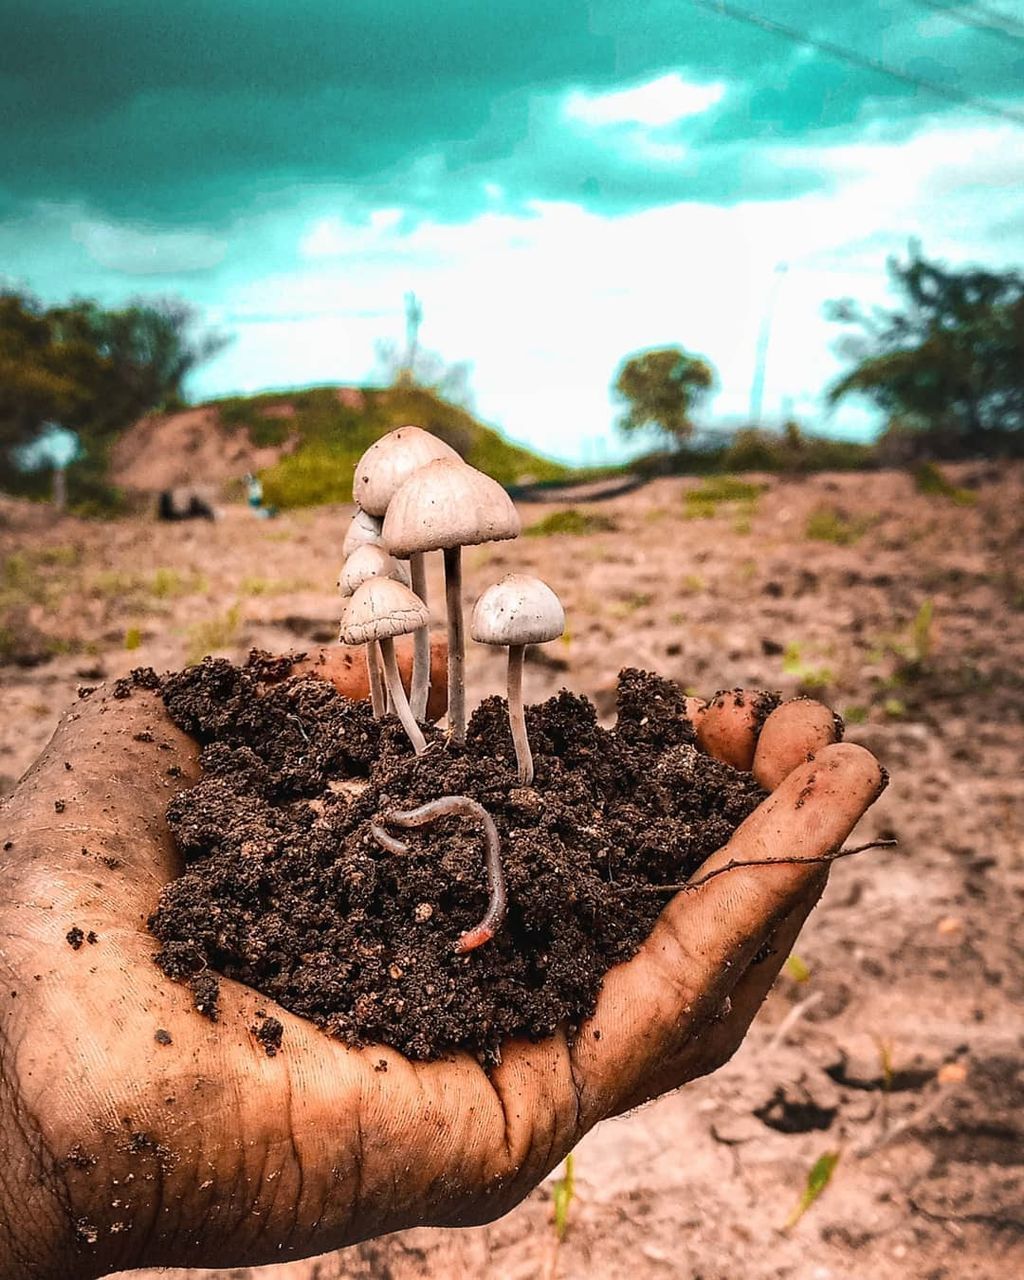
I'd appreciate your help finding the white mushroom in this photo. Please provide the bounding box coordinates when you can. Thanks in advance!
[383,458,521,743]
[471,575,564,784]
[342,509,383,559]
[337,545,410,717]
[352,427,461,721]
[341,577,430,754]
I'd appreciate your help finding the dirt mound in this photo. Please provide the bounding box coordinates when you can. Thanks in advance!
[109,407,296,494]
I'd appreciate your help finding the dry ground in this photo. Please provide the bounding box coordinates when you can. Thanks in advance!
[1,463,1022,1279]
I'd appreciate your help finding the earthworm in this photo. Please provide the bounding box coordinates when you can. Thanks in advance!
[371,795,507,953]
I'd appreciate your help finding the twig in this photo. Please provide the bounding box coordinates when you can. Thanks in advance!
[373,796,508,953]
[765,991,824,1054]
[614,839,898,895]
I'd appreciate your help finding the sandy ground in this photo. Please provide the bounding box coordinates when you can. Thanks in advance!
[1,464,1022,1279]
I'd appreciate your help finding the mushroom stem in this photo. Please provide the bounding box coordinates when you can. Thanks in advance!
[382,795,507,952]
[443,545,466,743]
[409,551,431,721]
[506,643,533,785]
[378,637,427,754]
[366,642,386,718]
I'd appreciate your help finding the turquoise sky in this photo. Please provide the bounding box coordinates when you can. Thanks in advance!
[2,1,1022,461]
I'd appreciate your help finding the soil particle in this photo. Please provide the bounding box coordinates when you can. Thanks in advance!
[252,1015,284,1056]
[191,973,220,1021]
[54,798,66,813]
[86,930,98,945]
[64,1144,98,1170]
[154,1028,172,1046]
[150,658,765,1063]
[66,926,85,950]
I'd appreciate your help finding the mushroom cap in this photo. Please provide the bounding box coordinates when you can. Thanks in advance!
[341,576,430,645]
[342,509,383,558]
[337,544,410,598]
[470,574,565,647]
[383,458,521,558]
[353,426,461,517]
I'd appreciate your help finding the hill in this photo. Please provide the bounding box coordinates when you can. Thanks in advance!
[110,385,569,509]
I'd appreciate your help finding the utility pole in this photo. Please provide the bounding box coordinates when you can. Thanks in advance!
[404,291,423,383]
[749,261,788,426]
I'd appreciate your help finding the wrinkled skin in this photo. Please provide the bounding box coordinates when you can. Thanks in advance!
[0,683,885,1280]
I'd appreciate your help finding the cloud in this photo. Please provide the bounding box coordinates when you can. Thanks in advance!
[70,218,227,275]
[565,74,726,127]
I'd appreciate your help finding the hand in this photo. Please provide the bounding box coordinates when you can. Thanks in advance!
[0,681,884,1280]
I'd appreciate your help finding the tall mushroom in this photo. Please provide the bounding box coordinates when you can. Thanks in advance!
[383,458,521,744]
[352,427,460,721]
[341,577,430,754]
[342,509,383,559]
[470,574,564,784]
[337,544,410,717]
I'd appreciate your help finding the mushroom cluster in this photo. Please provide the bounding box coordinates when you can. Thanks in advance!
[338,425,565,951]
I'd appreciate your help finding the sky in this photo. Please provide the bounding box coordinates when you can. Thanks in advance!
[2,1,1023,463]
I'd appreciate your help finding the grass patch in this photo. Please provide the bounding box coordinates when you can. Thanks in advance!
[524,508,617,537]
[805,506,875,546]
[913,462,977,506]
[186,604,243,666]
[782,642,833,693]
[684,475,764,521]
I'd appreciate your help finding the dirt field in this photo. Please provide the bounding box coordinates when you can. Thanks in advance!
[2,463,1022,1279]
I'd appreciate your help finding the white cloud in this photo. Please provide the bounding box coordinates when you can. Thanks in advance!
[70,218,226,275]
[565,74,727,128]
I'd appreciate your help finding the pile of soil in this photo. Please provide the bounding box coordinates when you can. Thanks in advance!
[149,654,774,1062]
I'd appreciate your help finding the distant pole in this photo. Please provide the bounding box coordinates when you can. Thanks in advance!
[52,465,67,512]
[404,291,423,381]
[749,262,788,426]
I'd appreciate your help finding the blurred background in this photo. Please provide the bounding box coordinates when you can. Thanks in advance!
[2,2,1022,1278]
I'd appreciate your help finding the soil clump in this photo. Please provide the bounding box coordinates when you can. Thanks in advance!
[150,654,770,1062]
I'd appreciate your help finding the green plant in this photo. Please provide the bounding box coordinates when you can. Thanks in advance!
[805,506,875,546]
[782,643,833,693]
[186,603,243,665]
[909,598,935,665]
[124,626,143,651]
[784,1150,840,1231]
[843,704,868,725]
[913,462,977,506]
[883,697,906,718]
[684,475,763,522]
[551,1152,576,1242]
[784,954,811,983]
[524,509,617,537]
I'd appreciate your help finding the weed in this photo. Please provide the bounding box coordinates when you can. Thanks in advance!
[913,462,976,506]
[784,954,811,983]
[124,626,143,651]
[783,1150,840,1231]
[782,643,833,693]
[608,591,653,618]
[805,507,875,546]
[186,604,243,666]
[680,574,705,595]
[883,697,906,718]
[524,509,617,537]
[843,704,868,725]
[909,599,934,666]
[551,1153,576,1242]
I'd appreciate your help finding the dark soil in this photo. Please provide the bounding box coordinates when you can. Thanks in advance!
[149,654,769,1063]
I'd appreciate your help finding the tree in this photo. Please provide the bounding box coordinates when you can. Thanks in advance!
[1,292,228,494]
[827,244,1024,452]
[613,347,715,446]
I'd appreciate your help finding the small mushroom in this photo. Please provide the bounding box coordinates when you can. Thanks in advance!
[383,458,521,743]
[341,577,430,754]
[338,545,410,716]
[342,509,383,559]
[471,575,564,784]
[353,427,461,721]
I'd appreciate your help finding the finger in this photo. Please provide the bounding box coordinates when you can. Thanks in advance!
[610,879,824,1114]
[695,689,777,771]
[753,698,842,791]
[571,742,885,1124]
[294,634,448,721]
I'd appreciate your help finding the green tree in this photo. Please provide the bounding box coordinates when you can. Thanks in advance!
[1,292,228,500]
[827,244,1024,453]
[613,346,715,446]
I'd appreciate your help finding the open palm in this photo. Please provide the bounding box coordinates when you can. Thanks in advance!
[0,682,883,1279]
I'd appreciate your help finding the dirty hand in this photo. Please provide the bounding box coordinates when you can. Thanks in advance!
[0,684,884,1280]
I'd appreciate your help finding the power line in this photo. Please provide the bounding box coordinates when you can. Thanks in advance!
[910,0,1024,47]
[687,0,1024,128]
